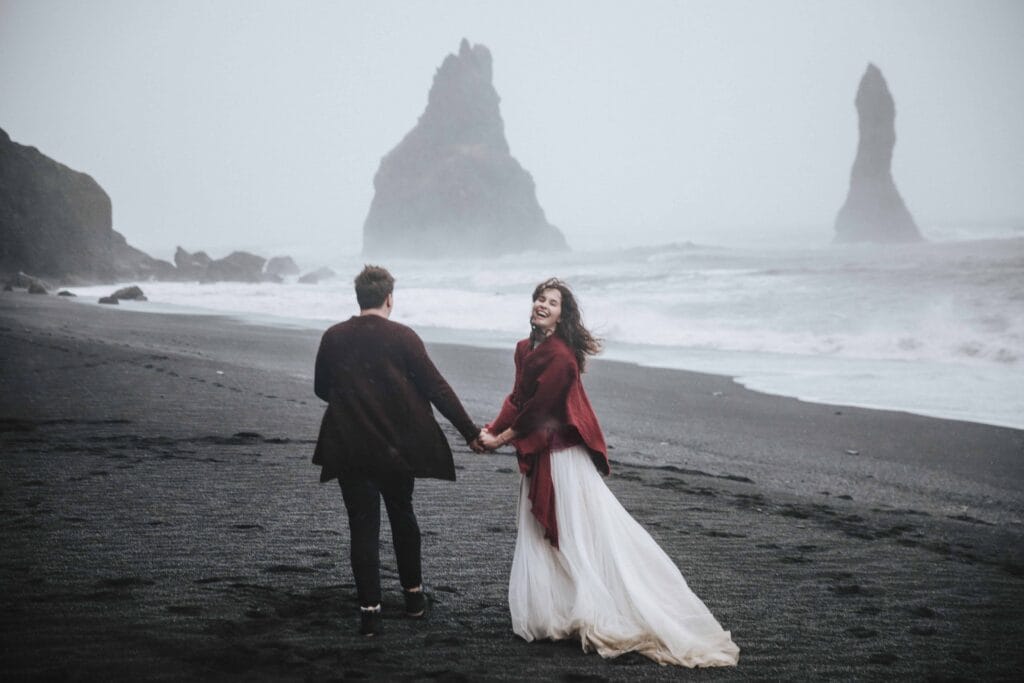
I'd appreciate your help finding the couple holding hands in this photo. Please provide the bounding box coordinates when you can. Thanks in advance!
[312,265,738,668]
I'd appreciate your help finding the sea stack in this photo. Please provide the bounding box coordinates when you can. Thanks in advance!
[362,39,567,257]
[834,64,922,243]
[0,127,173,281]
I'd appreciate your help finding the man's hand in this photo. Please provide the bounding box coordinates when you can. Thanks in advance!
[469,430,486,453]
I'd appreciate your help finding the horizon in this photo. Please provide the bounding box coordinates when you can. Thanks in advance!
[1,0,1023,257]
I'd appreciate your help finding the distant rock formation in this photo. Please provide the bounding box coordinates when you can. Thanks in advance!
[174,247,213,279]
[0,127,176,281]
[202,251,267,283]
[363,39,567,257]
[173,247,278,283]
[835,64,922,243]
[298,267,336,284]
[265,256,300,278]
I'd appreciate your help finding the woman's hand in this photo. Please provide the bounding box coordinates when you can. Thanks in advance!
[479,427,515,451]
[478,428,502,451]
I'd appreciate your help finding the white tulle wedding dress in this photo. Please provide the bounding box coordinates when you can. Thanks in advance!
[508,445,740,667]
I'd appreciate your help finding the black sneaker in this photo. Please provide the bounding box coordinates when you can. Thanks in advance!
[403,589,427,618]
[359,608,382,636]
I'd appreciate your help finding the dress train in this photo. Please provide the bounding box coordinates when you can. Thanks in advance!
[508,445,740,667]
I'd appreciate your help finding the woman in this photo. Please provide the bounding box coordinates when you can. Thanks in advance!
[479,278,739,667]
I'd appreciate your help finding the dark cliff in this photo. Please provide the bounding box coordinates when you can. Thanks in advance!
[0,127,172,282]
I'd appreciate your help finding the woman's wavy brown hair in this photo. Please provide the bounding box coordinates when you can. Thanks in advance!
[531,278,602,371]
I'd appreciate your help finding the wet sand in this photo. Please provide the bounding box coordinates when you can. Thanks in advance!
[2,292,1022,681]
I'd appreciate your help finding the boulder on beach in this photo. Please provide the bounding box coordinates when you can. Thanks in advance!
[0,127,176,281]
[111,285,146,301]
[98,296,119,305]
[57,290,76,297]
[834,64,922,243]
[28,282,47,295]
[5,271,51,292]
[298,267,337,285]
[265,256,300,277]
[362,39,567,257]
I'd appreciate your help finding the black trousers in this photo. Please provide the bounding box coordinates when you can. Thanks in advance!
[339,473,422,608]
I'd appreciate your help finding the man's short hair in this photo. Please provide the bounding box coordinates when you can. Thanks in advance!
[354,265,394,310]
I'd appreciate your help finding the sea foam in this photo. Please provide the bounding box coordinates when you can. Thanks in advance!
[70,237,1024,430]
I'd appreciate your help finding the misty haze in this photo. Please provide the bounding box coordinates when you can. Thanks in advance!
[1,1,1022,680]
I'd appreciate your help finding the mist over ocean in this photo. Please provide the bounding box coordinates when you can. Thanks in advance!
[71,226,1024,431]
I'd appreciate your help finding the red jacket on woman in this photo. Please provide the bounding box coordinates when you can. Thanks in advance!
[488,334,609,547]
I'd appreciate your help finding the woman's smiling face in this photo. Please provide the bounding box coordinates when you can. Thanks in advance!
[530,288,562,335]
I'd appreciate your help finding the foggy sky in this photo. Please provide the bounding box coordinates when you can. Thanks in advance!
[1,0,1022,259]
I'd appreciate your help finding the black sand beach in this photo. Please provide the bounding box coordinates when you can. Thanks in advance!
[2,292,1022,681]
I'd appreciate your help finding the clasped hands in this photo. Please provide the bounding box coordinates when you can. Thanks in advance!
[469,427,508,453]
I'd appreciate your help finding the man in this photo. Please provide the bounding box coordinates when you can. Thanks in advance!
[313,265,482,637]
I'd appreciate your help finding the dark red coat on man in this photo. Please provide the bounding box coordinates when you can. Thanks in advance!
[488,334,609,547]
[313,315,479,483]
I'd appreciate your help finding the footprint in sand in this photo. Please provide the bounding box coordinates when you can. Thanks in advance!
[847,626,878,638]
[909,625,937,636]
[167,604,204,616]
[703,530,747,539]
[97,577,156,589]
[424,634,464,647]
[954,650,983,664]
[263,564,315,574]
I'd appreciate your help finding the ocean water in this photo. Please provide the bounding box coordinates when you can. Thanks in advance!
[71,235,1024,430]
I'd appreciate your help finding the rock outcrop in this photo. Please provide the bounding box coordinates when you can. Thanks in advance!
[174,247,213,279]
[0,127,176,281]
[4,271,52,292]
[265,256,300,278]
[202,251,267,283]
[173,247,278,283]
[298,267,336,284]
[363,39,567,257]
[834,65,922,243]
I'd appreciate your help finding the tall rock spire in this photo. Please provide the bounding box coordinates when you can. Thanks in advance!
[834,64,922,243]
[362,39,567,257]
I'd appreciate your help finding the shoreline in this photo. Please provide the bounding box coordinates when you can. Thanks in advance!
[61,287,1024,432]
[9,292,1024,522]
[2,291,1023,680]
